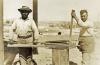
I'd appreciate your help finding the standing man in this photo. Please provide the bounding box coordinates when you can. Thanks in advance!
[9,6,39,65]
[71,10,95,65]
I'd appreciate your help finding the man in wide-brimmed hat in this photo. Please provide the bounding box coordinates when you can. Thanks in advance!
[5,6,39,65]
[18,6,32,13]
[18,6,32,20]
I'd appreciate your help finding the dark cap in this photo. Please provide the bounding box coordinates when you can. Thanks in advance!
[18,6,32,13]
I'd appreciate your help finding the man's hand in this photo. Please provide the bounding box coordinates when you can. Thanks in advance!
[33,39,38,45]
[9,39,15,44]
[71,10,76,18]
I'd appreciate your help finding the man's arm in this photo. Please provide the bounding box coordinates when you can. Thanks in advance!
[71,10,93,28]
[74,16,93,28]
[9,21,16,41]
[31,20,39,41]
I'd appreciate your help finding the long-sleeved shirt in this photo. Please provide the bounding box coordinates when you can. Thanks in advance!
[9,18,39,40]
[77,19,94,37]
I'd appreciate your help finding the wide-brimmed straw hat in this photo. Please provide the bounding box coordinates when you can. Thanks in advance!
[18,6,32,13]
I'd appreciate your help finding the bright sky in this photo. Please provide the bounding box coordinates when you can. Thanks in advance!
[4,0,100,22]
[4,0,33,20]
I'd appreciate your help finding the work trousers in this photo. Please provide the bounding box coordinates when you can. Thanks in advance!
[4,37,37,65]
[77,36,95,65]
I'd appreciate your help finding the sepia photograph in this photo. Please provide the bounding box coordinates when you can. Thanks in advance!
[1,0,100,65]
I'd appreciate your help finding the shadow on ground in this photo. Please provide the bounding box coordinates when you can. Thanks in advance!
[69,61,77,65]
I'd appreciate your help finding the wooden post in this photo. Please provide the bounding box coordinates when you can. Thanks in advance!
[33,0,38,26]
[0,0,4,64]
[32,0,38,54]
[52,48,69,65]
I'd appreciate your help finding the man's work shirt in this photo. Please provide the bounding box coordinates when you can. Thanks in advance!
[9,18,39,40]
[77,19,94,37]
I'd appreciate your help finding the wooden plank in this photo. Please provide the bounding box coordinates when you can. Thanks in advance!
[0,0,4,64]
[6,35,79,49]
[7,42,79,49]
[7,43,69,49]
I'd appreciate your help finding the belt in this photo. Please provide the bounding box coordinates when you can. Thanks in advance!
[18,35,32,39]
